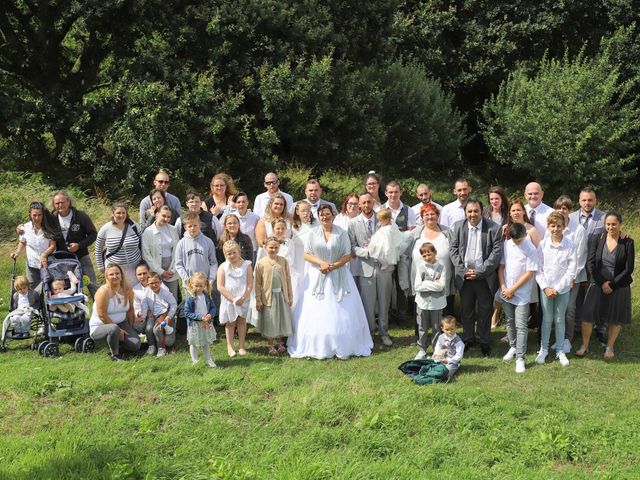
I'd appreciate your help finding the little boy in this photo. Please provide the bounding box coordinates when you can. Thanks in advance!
[2,276,39,339]
[174,212,218,285]
[499,223,539,373]
[432,315,465,378]
[141,272,178,357]
[175,192,222,245]
[414,242,446,359]
[49,271,90,315]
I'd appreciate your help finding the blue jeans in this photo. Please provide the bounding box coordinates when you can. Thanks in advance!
[503,302,529,360]
[540,290,570,350]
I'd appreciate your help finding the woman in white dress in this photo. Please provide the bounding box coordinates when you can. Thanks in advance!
[288,205,373,359]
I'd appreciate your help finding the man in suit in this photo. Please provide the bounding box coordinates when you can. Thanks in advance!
[348,193,394,346]
[303,179,338,219]
[568,186,607,343]
[449,198,503,356]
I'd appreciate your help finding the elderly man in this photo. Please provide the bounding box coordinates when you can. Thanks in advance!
[138,169,181,224]
[449,198,503,356]
[440,179,472,228]
[253,172,294,218]
[302,179,338,219]
[349,193,394,346]
[412,183,443,227]
[524,182,553,237]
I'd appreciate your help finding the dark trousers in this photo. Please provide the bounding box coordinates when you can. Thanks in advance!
[460,279,493,346]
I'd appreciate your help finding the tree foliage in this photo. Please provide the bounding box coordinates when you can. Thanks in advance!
[480,49,640,192]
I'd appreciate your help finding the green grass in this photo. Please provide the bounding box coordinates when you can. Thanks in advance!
[0,177,639,479]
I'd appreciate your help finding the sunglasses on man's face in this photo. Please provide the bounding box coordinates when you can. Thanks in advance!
[265,180,278,186]
[156,179,169,184]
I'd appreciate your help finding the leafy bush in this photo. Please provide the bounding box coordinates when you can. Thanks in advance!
[480,48,640,192]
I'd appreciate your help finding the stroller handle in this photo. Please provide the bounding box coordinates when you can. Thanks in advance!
[47,251,79,261]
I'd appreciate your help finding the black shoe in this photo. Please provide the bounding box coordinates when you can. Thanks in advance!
[481,344,492,357]
[110,354,126,362]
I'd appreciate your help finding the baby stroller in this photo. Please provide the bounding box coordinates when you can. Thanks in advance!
[0,258,46,352]
[35,251,94,357]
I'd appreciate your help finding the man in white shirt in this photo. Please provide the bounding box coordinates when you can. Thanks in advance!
[524,182,553,237]
[412,183,443,227]
[253,172,294,218]
[302,179,338,219]
[138,169,181,224]
[440,179,472,228]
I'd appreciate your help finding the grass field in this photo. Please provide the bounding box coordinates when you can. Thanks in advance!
[0,177,638,479]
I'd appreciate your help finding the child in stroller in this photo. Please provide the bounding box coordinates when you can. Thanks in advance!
[48,270,90,315]
[2,275,40,340]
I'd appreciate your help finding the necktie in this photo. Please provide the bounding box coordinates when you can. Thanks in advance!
[529,209,536,225]
[582,214,590,230]
[367,218,373,233]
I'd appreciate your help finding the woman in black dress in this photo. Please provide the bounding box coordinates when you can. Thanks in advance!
[576,211,634,360]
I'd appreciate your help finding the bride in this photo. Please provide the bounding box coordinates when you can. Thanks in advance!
[287,205,373,359]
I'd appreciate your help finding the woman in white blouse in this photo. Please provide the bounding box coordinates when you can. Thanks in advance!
[141,205,180,301]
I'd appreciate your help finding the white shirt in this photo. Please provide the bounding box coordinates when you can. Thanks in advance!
[536,236,577,295]
[501,238,539,306]
[412,201,443,227]
[463,221,484,269]
[17,292,31,309]
[253,190,294,218]
[526,202,552,237]
[19,221,52,269]
[440,200,466,228]
[141,287,177,320]
[58,212,73,240]
[544,218,587,283]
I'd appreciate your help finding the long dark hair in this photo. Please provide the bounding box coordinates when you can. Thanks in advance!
[28,201,59,240]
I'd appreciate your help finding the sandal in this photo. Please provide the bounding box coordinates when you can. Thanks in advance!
[277,343,286,354]
[268,346,278,356]
[604,347,615,360]
[238,348,247,356]
[575,345,589,357]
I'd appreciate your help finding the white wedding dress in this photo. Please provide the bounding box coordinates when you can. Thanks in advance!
[287,225,373,359]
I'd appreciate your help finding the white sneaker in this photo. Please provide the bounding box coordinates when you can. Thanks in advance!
[206,358,217,368]
[515,358,526,373]
[381,335,393,347]
[557,352,569,367]
[562,339,572,353]
[535,349,548,365]
[502,347,516,362]
[414,350,427,360]
[156,347,167,357]
[146,345,157,356]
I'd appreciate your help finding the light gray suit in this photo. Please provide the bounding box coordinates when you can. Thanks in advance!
[348,214,393,337]
[569,208,605,241]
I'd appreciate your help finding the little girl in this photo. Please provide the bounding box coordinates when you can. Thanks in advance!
[217,240,253,357]
[184,272,218,367]
[2,275,39,340]
[368,208,407,269]
[414,242,446,359]
[254,236,293,355]
[272,217,303,308]
[49,271,89,315]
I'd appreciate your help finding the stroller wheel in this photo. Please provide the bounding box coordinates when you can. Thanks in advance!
[74,338,83,353]
[0,345,7,353]
[44,343,59,357]
[37,341,50,356]
[82,337,95,353]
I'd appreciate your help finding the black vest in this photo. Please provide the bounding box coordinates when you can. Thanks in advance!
[394,205,409,232]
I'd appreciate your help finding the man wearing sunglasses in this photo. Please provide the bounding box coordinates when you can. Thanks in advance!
[253,172,293,218]
[138,169,182,224]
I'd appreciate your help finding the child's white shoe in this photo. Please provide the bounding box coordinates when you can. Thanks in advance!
[502,347,516,362]
[535,349,548,365]
[156,347,167,357]
[206,358,217,368]
[414,350,427,360]
[515,358,526,373]
[557,352,569,367]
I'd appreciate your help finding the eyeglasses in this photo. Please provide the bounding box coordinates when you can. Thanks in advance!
[264,180,278,186]
[347,202,359,207]
[155,179,169,184]
[366,182,378,186]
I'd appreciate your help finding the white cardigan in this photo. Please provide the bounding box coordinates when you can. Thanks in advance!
[141,223,180,282]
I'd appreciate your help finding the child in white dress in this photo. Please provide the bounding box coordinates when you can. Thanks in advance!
[184,272,218,367]
[217,240,253,357]
[368,208,407,270]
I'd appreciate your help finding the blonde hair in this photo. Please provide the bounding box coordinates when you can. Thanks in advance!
[14,275,30,290]
[208,172,238,198]
[186,272,212,296]
[264,193,290,222]
[222,240,241,258]
[376,208,391,223]
[105,264,131,296]
[264,236,281,248]
[441,315,457,328]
